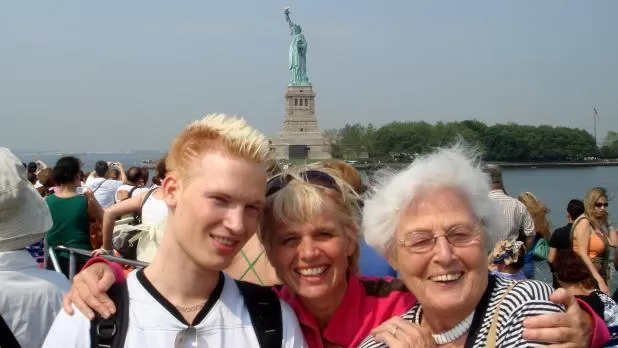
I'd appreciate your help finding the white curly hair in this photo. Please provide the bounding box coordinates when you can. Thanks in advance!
[362,143,504,256]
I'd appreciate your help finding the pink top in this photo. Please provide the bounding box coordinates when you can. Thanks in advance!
[84,258,610,347]
[275,274,414,348]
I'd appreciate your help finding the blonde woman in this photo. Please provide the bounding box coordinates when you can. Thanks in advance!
[518,192,553,284]
[572,187,616,294]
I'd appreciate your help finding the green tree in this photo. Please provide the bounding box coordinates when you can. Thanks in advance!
[331,120,603,162]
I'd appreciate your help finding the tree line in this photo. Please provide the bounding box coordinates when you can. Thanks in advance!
[324,120,618,162]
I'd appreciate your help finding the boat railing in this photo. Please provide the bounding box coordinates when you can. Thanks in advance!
[46,245,148,281]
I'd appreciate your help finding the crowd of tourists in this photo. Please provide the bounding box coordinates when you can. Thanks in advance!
[1,113,616,347]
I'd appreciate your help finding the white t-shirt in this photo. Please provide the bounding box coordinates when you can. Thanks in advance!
[43,270,307,348]
[114,184,150,203]
[86,177,123,208]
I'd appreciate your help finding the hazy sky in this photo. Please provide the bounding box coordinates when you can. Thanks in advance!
[2,0,617,152]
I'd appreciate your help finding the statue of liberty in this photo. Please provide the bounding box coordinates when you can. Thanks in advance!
[284,7,311,86]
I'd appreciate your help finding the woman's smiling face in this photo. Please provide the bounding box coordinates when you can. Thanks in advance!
[390,186,488,315]
[267,196,356,301]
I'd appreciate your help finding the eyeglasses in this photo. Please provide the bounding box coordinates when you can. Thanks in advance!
[175,327,208,348]
[397,225,481,253]
[595,202,609,208]
[266,170,339,197]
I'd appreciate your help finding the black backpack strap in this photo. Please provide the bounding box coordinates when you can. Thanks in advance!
[90,282,129,348]
[0,313,21,348]
[235,280,282,348]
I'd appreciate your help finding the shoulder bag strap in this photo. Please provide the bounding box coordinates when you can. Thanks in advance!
[570,215,588,245]
[133,188,156,224]
[235,280,282,348]
[140,188,156,211]
[93,179,108,193]
[0,312,21,348]
[90,282,129,348]
[486,281,519,348]
[128,186,138,198]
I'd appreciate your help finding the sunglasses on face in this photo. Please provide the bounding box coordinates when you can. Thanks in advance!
[266,170,339,197]
[595,202,609,208]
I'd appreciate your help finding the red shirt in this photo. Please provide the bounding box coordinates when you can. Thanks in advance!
[275,274,415,348]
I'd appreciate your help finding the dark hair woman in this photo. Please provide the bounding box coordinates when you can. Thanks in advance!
[555,250,618,328]
[45,156,103,278]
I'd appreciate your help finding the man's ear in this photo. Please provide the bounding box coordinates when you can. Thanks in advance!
[162,174,181,208]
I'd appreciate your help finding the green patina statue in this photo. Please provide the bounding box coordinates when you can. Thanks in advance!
[284,7,311,86]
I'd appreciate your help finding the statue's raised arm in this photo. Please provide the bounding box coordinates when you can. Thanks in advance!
[284,7,294,30]
[283,7,311,86]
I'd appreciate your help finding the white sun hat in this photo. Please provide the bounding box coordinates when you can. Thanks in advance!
[0,147,53,252]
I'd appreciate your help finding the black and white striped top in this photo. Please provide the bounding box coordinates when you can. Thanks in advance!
[358,275,563,348]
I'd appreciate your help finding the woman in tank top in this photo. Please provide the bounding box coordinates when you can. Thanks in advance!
[572,187,616,294]
[93,155,168,263]
[45,156,103,278]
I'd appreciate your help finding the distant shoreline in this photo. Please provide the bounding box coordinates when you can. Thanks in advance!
[490,161,618,169]
[352,160,618,170]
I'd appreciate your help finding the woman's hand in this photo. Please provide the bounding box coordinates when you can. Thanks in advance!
[90,248,111,257]
[62,262,116,320]
[523,288,592,347]
[370,317,436,348]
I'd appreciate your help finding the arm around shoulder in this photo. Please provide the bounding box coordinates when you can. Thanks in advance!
[279,299,308,348]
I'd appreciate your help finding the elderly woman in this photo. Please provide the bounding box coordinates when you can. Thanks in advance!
[359,144,605,347]
[61,162,606,347]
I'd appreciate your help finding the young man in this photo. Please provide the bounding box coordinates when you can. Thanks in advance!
[548,199,585,288]
[43,114,305,347]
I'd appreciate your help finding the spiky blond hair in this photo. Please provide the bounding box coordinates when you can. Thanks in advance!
[167,114,269,180]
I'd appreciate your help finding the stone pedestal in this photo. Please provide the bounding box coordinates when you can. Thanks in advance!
[270,86,331,160]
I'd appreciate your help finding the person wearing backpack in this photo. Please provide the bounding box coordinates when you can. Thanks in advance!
[42,114,305,348]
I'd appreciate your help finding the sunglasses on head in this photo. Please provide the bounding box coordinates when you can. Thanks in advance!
[595,202,609,208]
[266,170,339,197]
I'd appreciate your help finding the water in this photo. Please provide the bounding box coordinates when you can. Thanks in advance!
[503,166,618,291]
[15,151,166,172]
[502,166,618,226]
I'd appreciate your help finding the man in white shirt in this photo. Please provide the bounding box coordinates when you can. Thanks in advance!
[484,164,535,248]
[0,148,71,348]
[86,161,126,208]
[43,114,306,348]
